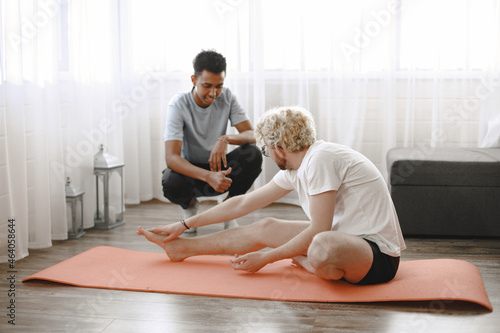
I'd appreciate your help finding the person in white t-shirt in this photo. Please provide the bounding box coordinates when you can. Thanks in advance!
[141,106,406,285]
[162,50,262,232]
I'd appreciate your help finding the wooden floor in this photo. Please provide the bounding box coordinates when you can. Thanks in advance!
[2,199,499,332]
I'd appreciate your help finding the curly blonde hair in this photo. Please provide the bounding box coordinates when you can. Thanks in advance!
[255,106,316,152]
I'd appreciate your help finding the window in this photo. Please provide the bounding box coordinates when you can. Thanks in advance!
[398,0,498,71]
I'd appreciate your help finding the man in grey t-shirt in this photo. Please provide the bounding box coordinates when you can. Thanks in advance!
[162,50,262,232]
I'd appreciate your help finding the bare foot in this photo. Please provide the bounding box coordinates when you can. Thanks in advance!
[137,226,187,262]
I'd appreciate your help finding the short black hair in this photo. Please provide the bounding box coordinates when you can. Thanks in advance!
[193,50,227,78]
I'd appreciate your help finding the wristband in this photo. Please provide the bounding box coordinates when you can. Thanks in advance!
[180,219,190,230]
[218,136,229,145]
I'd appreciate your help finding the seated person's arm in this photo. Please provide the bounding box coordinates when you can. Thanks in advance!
[188,180,291,229]
[230,190,336,273]
[149,180,291,242]
[265,190,336,263]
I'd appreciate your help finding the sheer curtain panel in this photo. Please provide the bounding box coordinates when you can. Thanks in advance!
[1,0,499,262]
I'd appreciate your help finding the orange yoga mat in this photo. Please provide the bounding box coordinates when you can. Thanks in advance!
[23,246,492,311]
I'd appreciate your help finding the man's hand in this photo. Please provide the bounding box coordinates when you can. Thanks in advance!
[148,223,186,243]
[229,252,270,273]
[209,138,228,171]
[206,168,233,193]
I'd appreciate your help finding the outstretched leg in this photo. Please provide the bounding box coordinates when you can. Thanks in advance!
[137,218,308,261]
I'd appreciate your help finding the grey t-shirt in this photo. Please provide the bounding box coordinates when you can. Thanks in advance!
[164,88,249,164]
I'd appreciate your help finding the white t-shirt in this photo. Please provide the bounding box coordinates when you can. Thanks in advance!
[273,140,406,257]
[164,88,249,164]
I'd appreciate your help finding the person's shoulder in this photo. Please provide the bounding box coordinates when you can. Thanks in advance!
[307,141,346,164]
[221,86,234,96]
[169,91,191,105]
[313,141,353,153]
[220,87,242,103]
[311,141,369,168]
[309,141,335,154]
[217,87,233,100]
[211,88,236,110]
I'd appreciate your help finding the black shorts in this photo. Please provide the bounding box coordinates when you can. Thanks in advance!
[355,239,400,285]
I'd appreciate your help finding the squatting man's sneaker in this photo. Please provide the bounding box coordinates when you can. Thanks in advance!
[182,198,199,233]
[183,198,240,233]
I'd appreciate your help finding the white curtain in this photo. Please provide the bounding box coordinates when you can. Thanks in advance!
[0,0,125,261]
[1,0,499,262]
[1,0,67,261]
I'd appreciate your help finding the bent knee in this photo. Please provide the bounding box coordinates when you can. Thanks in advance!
[254,217,279,231]
[308,231,344,268]
[251,217,283,239]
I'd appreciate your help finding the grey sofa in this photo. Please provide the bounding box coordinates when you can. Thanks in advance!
[387,147,500,237]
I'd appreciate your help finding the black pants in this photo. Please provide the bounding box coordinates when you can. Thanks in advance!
[162,143,263,209]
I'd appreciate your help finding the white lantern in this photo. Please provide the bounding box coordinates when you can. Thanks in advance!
[65,177,85,239]
[93,144,125,229]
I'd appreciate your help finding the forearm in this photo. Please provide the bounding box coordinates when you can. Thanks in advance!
[264,190,337,263]
[186,182,285,229]
[264,225,326,264]
[223,130,256,145]
[166,155,211,182]
[186,195,252,229]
